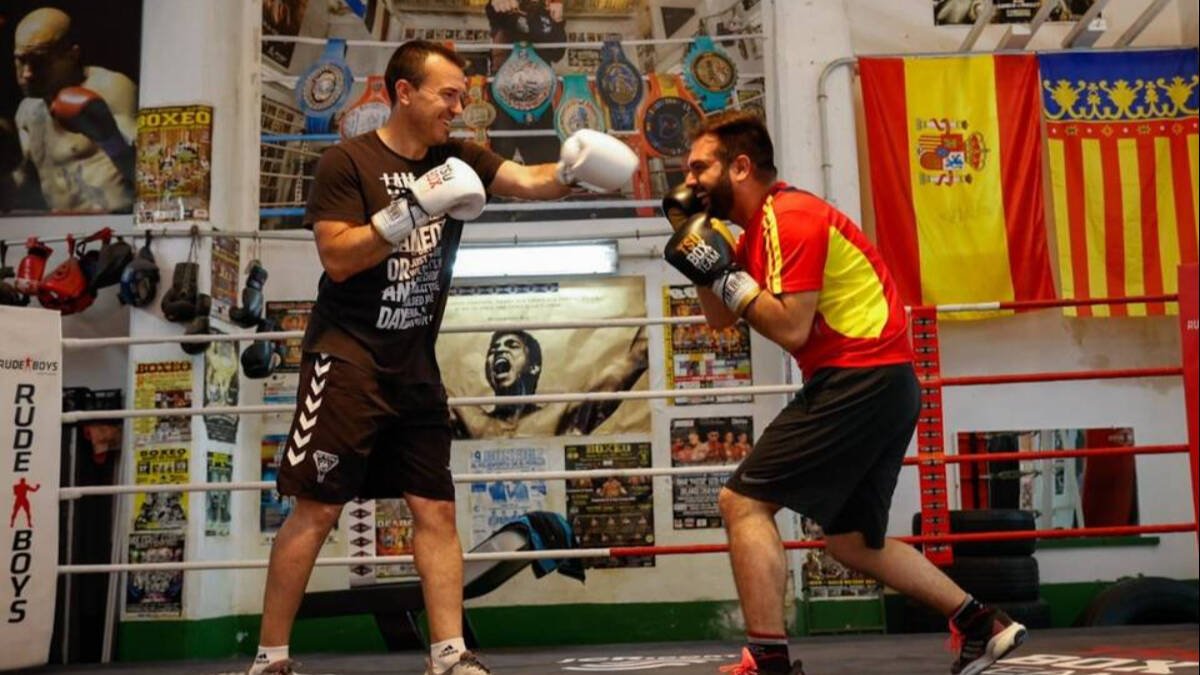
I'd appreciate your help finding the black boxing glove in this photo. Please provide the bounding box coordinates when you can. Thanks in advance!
[181,294,212,355]
[241,318,285,379]
[664,212,761,315]
[119,240,160,307]
[662,182,704,232]
[229,261,268,328]
[90,235,134,293]
[160,262,199,322]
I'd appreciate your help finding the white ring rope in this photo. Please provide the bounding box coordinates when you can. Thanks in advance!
[59,464,743,500]
[4,226,674,250]
[61,548,620,574]
[61,384,800,423]
[61,316,707,349]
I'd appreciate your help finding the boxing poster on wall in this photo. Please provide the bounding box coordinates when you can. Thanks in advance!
[259,432,292,539]
[439,278,650,440]
[663,285,752,405]
[266,300,315,373]
[203,337,240,443]
[670,416,753,530]
[468,447,552,546]
[132,361,193,446]
[205,451,232,537]
[125,531,184,618]
[372,499,418,580]
[131,446,189,532]
[566,441,655,569]
[210,236,239,321]
[134,104,213,224]
[799,516,882,598]
[0,1,141,217]
[262,0,309,69]
[933,0,1096,25]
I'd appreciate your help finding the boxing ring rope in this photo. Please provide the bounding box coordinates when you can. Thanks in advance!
[58,524,1200,575]
[56,365,1185,424]
[1,224,676,251]
[58,293,1181,351]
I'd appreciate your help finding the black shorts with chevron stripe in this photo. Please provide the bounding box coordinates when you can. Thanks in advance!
[276,351,455,503]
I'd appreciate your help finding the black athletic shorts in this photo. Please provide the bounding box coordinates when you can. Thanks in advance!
[276,352,454,504]
[726,363,920,549]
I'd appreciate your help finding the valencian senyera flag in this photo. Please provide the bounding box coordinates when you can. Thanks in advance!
[860,54,1055,318]
[1039,49,1198,317]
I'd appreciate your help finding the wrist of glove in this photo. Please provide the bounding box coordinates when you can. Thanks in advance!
[370,197,422,245]
[710,270,761,316]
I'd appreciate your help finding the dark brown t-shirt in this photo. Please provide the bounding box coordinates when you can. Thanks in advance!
[302,132,504,380]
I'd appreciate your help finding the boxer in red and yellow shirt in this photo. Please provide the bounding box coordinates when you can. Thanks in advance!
[662,111,1026,675]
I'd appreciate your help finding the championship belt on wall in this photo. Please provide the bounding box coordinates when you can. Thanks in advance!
[338,74,391,139]
[492,41,558,125]
[462,74,497,147]
[554,73,605,141]
[639,73,704,159]
[595,39,643,132]
[682,35,738,113]
[295,38,354,134]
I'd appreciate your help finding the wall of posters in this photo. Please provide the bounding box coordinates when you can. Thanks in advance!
[468,447,550,546]
[127,359,193,618]
[0,0,141,216]
[933,0,1096,25]
[440,278,650,439]
[206,451,232,537]
[566,442,654,569]
[204,337,239,443]
[670,416,753,530]
[663,285,752,405]
[266,300,315,372]
[134,104,213,223]
[125,532,184,618]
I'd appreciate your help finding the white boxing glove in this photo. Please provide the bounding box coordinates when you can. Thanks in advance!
[555,129,638,193]
[371,157,486,245]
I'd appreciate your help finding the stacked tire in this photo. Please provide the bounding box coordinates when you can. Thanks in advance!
[902,509,1051,632]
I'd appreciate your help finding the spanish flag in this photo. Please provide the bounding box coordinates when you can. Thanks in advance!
[860,55,1055,316]
[1039,49,1199,317]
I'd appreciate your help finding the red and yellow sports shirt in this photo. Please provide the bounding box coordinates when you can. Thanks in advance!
[735,183,913,375]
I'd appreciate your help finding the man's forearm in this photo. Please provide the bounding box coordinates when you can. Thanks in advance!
[696,286,740,328]
[315,222,395,282]
[521,163,571,200]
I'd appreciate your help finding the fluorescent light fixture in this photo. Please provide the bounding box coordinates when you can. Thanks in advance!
[453,241,619,278]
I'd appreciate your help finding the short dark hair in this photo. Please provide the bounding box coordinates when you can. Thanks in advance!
[383,40,468,105]
[691,110,777,182]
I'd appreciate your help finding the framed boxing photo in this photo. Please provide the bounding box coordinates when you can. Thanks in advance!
[0,0,143,217]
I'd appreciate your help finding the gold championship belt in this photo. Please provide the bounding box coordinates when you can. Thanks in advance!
[462,74,497,147]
